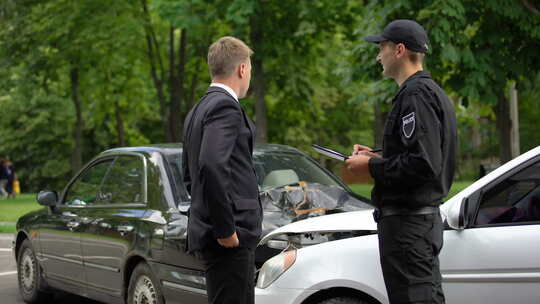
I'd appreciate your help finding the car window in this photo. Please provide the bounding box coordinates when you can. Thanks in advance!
[100,155,145,204]
[253,152,341,190]
[475,160,540,225]
[64,159,114,206]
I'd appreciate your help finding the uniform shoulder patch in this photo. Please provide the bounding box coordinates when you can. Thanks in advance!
[402,112,415,138]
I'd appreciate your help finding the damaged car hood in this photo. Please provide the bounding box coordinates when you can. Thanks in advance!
[259,209,377,245]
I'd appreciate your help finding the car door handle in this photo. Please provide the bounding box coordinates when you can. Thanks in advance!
[67,221,80,231]
[117,225,134,235]
[99,222,112,229]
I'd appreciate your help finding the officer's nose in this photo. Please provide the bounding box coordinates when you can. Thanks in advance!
[376,53,382,63]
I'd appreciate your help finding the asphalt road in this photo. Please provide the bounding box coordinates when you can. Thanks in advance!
[0,234,101,304]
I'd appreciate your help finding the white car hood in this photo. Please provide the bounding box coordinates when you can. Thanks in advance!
[259,209,377,244]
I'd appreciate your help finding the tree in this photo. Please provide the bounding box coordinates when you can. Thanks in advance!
[353,0,540,163]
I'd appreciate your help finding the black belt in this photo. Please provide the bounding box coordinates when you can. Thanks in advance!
[373,206,439,222]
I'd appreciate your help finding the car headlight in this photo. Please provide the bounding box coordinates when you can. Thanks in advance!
[256,249,296,289]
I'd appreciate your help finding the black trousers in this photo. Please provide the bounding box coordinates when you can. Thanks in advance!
[196,247,255,304]
[377,213,445,304]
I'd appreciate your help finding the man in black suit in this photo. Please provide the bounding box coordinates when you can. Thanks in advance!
[182,36,262,304]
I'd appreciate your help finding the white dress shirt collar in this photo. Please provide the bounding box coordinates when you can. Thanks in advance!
[210,82,238,102]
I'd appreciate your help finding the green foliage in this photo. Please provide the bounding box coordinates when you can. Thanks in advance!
[0,0,539,192]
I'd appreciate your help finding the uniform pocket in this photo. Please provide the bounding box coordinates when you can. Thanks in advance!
[233,199,259,211]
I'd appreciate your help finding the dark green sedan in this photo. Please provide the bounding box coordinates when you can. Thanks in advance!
[13,144,370,304]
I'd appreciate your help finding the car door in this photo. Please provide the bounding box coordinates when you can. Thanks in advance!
[441,157,540,304]
[39,158,114,291]
[80,154,147,297]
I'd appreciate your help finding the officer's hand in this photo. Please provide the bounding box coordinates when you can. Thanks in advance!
[217,232,239,248]
[358,150,381,158]
[345,154,372,177]
[352,144,371,156]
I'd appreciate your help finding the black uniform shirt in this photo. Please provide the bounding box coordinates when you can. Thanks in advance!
[369,71,457,208]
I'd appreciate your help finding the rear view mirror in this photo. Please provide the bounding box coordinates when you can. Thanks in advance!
[37,191,58,207]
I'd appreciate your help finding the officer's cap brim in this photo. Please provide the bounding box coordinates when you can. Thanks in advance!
[364,34,386,44]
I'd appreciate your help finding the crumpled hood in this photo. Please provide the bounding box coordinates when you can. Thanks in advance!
[259,209,377,245]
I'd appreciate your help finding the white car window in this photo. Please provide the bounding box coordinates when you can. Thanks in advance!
[475,160,540,225]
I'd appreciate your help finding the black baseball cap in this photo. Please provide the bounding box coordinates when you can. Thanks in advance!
[364,19,429,53]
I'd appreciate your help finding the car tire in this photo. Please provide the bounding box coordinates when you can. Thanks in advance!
[17,239,52,304]
[317,297,369,304]
[127,262,164,304]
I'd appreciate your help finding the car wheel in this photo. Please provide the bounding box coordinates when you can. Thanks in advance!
[127,262,164,304]
[17,239,52,303]
[317,297,368,304]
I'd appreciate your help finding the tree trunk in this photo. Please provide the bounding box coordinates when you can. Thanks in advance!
[250,13,267,143]
[115,101,126,147]
[509,82,520,158]
[496,93,512,163]
[70,65,83,175]
[141,0,170,141]
[169,28,187,142]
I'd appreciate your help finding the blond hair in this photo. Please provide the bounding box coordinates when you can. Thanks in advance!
[207,36,253,78]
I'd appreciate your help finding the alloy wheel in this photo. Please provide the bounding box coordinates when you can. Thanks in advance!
[133,275,157,304]
[19,248,36,293]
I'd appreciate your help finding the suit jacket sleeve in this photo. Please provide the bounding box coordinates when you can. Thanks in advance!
[369,89,443,187]
[182,145,191,196]
[199,98,241,239]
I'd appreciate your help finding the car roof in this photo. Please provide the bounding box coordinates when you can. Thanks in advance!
[99,143,305,156]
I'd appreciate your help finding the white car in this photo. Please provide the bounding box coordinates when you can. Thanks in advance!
[255,146,540,304]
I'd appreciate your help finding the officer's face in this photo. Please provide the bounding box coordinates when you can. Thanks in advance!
[376,41,399,78]
[238,58,252,99]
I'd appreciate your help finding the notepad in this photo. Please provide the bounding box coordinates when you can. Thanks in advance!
[312,144,349,162]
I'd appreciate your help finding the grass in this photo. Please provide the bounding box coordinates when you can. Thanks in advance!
[0,194,42,222]
[349,180,474,201]
[0,224,16,233]
[0,194,42,234]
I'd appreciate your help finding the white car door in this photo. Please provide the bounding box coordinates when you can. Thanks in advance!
[441,158,540,304]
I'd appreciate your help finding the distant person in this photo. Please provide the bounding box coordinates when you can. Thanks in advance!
[5,158,16,198]
[182,36,262,304]
[0,158,8,199]
[345,20,457,304]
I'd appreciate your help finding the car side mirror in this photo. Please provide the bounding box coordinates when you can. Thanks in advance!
[37,190,58,206]
[458,197,470,228]
[447,197,469,230]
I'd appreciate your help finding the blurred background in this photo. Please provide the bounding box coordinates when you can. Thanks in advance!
[0,0,539,194]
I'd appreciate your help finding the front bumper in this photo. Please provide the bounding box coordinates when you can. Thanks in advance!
[255,286,317,304]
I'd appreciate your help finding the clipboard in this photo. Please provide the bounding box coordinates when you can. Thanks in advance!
[312,144,349,161]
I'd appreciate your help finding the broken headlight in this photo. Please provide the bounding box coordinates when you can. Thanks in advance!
[256,249,297,289]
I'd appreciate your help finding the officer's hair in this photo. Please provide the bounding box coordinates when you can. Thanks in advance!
[387,41,425,64]
[207,36,253,79]
[408,51,425,64]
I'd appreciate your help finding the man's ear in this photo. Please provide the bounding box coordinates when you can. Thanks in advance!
[238,62,246,78]
[395,43,406,59]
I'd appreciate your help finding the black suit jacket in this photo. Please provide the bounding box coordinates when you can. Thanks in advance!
[182,86,262,253]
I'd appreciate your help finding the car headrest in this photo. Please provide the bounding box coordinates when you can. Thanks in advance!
[262,169,299,189]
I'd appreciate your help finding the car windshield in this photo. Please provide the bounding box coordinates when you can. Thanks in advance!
[163,149,367,208]
[253,151,341,190]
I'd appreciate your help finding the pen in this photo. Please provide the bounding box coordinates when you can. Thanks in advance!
[353,148,382,155]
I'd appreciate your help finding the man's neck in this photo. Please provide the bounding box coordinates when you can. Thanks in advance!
[212,78,240,97]
[395,64,423,87]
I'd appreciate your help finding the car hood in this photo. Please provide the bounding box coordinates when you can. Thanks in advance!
[259,208,377,245]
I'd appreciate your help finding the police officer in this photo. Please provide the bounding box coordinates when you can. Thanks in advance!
[345,20,457,304]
